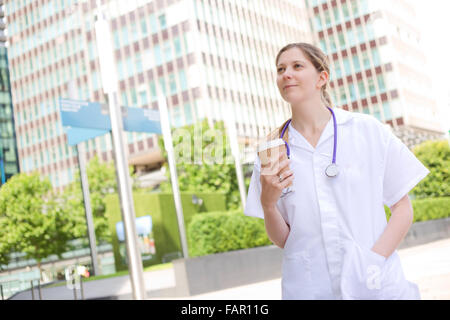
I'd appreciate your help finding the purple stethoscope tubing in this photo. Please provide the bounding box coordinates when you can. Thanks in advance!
[280,106,338,177]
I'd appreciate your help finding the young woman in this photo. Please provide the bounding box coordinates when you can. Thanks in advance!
[244,42,430,300]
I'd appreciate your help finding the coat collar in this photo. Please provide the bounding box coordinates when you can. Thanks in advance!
[287,107,353,152]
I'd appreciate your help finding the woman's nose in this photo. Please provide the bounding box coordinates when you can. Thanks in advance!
[282,71,292,80]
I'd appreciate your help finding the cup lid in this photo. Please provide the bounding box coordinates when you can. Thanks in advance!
[256,139,286,153]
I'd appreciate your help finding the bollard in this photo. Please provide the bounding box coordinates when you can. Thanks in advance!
[30,281,35,300]
[1,284,4,300]
[73,278,77,300]
[38,279,42,300]
[80,277,85,300]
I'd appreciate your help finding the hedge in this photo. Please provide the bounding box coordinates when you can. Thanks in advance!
[188,197,450,257]
[105,191,226,271]
[384,196,450,222]
[187,210,272,257]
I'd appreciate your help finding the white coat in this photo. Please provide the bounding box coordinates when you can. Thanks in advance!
[244,107,430,300]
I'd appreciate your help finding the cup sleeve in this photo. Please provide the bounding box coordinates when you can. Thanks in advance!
[382,131,430,208]
[244,155,265,220]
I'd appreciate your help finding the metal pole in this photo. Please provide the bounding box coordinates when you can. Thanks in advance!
[1,284,4,300]
[225,110,247,210]
[95,8,146,300]
[30,281,35,300]
[76,143,100,276]
[107,91,147,300]
[68,80,100,277]
[156,86,189,258]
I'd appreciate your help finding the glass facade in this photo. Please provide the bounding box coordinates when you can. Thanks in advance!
[0,47,19,185]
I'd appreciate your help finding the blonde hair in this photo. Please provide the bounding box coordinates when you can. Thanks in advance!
[268,42,333,142]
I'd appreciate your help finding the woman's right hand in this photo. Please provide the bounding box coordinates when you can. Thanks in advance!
[259,154,294,209]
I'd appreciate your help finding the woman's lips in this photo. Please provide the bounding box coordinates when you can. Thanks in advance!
[284,85,297,90]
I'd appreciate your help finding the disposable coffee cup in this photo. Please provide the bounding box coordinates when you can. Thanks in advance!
[257,139,293,188]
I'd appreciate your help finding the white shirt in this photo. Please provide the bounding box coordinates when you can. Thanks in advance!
[244,107,430,300]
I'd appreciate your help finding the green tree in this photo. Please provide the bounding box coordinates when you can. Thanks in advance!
[64,155,118,244]
[158,119,249,210]
[412,139,450,198]
[0,173,79,278]
[64,154,138,244]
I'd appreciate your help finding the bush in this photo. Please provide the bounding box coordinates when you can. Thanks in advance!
[188,197,450,258]
[385,197,450,222]
[187,210,271,257]
[412,140,450,198]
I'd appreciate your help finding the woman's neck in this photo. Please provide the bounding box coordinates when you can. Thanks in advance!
[290,99,331,136]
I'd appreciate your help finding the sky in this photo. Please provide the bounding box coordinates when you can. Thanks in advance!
[412,0,450,133]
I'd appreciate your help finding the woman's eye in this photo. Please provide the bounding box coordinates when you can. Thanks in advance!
[295,64,302,68]
[277,67,284,72]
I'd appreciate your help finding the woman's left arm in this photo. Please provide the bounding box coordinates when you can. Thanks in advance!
[371,194,414,258]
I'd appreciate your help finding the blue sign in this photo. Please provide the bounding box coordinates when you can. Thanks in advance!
[64,127,110,146]
[116,215,153,242]
[59,98,112,131]
[59,98,162,145]
[122,106,162,134]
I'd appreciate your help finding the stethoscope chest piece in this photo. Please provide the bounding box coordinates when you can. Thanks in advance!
[325,163,339,177]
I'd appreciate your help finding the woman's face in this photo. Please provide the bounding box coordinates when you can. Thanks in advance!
[276,47,326,104]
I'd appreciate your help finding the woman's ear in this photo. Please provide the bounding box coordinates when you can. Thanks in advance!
[316,70,329,89]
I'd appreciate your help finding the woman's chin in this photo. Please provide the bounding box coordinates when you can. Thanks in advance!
[283,94,304,104]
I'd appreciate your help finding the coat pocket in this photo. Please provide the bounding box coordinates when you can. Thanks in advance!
[281,250,313,300]
[378,252,421,300]
[340,243,386,300]
[341,244,421,300]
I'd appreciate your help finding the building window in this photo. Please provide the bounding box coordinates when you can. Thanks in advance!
[174,37,182,57]
[158,14,167,29]
[130,89,138,106]
[372,49,381,66]
[368,77,376,96]
[169,74,177,94]
[141,19,148,36]
[121,26,129,46]
[179,69,187,90]
[342,58,351,75]
[149,82,157,100]
[113,30,120,49]
[154,44,162,66]
[149,14,158,33]
[362,51,370,69]
[163,42,172,63]
[126,57,134,78]
[139,90,148,106]
[121,91,128,106]
[184,103,193,124]
[357,81,366,98]
[349,83,356,101]
[377,74,386,92]
[135,54,143,73]
[352,55,361,72]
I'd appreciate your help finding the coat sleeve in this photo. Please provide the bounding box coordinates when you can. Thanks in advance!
[244,154,265,219]
[381,128,430,208]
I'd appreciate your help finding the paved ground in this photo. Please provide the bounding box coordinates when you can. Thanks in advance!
[9,238,450,300]
[153,238,450,300]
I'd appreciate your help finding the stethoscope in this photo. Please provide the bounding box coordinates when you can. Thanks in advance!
[279,106,339,178]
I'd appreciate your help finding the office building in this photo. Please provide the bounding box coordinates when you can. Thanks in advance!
[306,0,446,147]
[5,0,311,190]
